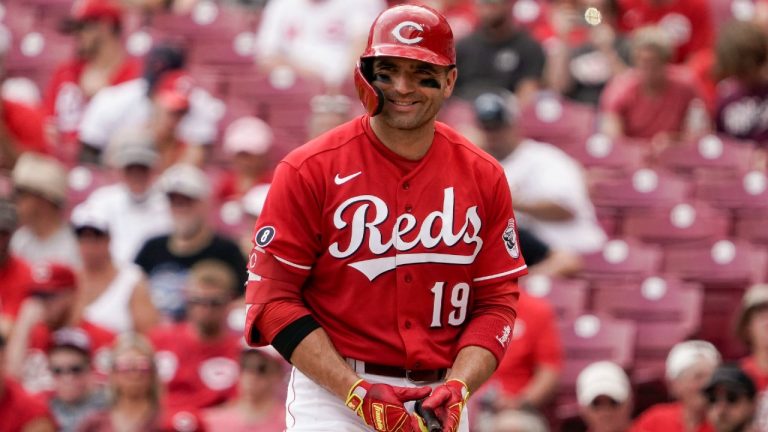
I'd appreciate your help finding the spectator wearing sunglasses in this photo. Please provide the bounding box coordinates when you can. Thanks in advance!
[202,348,287,431]
[150,260,241,413]
[77,332,162,432]
[704,364,757,432]
[632,340,721,432]
[577,361,633,432]
[0,332,57,432]
[45,328,107,432]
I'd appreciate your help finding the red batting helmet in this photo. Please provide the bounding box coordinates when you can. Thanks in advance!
[354,4,456,116]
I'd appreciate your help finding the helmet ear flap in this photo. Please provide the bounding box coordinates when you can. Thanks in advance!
[354,60,384,117]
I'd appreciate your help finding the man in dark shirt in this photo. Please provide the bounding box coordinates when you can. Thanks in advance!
[135,163,246,321]
[454,0,545,105]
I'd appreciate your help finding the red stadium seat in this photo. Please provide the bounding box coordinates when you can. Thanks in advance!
[519,275,589,321]
[562,133,646,173]
[66,165,118,210]
[622,201,731,245]
[580,237,663,283]
[519,93,597,149]
[590,167,692,210]
[662,238,768,287]
[591,276,704,381]
[735,209,768,244]
[655,134,755,178]
[695,170,768,211]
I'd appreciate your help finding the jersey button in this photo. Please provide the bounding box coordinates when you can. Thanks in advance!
[403,182,410,190]
[404,274,412,283]
[404,320,412,329]
[405,205,413,213]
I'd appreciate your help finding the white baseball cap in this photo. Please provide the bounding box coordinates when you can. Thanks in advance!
[70,202,109,233]
[665,340,721,381]
[160,163,211,200]
[223,116,273,156]
[577,361,631,406]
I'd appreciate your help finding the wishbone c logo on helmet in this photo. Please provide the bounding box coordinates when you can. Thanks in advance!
[354,4,456,116]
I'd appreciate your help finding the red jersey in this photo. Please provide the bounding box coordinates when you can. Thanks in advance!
[631,402,714,432]
[617,0,714,63]
[246,116,527,369]
[23,321,115,393]
[741,356,768,391]
[0,378,55,432]
[490,291,562,395]
[42,58,141,136]
[150,322,241,412]
[0,255,33,318]
[2,99,49,155]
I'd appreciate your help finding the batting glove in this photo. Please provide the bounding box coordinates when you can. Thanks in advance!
[420,379,470,432]
[346,379,432,432]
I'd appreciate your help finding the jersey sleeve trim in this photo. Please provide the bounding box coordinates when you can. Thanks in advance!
[274,254,313,271]
[473,264,528,282]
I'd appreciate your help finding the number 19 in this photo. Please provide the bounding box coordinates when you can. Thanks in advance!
[430,282,469,328]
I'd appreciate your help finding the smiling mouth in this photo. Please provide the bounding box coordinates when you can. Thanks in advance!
[388,99,419,106]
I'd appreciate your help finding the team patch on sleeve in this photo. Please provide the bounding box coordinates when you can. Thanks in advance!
[254,226,276,247]
[502,219,520,259]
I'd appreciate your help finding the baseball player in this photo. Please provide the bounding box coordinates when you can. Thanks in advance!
[244,4,527,432]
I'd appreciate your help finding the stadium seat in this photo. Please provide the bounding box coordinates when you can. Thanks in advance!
[735,209,768,244]
[580,237,663,283]
[695,170,768,211]
[519,93,597,149]
[519,275,589,321]
[591,276,704,381]
[622,201,731,245]
[590,167,692,210]
[562,133,646,173]
[655,134,755,178]
[66,165,117,209]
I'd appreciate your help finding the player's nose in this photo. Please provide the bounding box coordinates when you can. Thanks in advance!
[391,73,417,95]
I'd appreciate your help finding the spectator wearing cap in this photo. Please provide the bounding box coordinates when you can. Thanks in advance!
[577,361,633,432]
[202,347,287,431]
[307,94,354,140]
[150,260,242,412]
[453,0,545,105]
[134,163,246,322]
[737,284,768,391]
[0,333,57,432]
[69,202,159,335]
[632,340,721,432]
[0,23,50,169]
[78,44,224,165]
[0,198,34,335]
[83,129,172,265]
[11,153,81,268]
[475,90,606,255]
[214,116,274,203]
[45,329,107,432]
[704,365,757,432]
[599,26,709,147]
[43,0,140,164]
[5,263,114,394]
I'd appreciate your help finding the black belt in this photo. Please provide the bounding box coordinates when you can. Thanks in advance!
[362,362,447,382]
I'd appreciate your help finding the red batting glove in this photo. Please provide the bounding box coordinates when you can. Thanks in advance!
[420,379,470,432]
[346,379,432,432]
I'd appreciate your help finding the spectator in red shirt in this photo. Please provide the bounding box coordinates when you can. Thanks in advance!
[150,260,241,412]
[737,284,768,391]
[0,333,57,432]
[5,263,114,394]
[577,361,633,432]
[0,199,34,335]
[599,25,708,148]
[616,0,714,64]
[632,340,720,432]
[202,348,287,431]
[43,0,140,162]
[214,116,274,203]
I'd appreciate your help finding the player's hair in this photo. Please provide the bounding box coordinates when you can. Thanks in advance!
[108,332,161,407]
[715,20,768,81]
[189,259,238,297]
[631,25,673,63]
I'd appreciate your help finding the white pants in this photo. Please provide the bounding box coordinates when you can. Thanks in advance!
[285,367,470,431]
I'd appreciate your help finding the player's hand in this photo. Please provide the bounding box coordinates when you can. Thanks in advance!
[345,379,432,432]
[420,379,470,432]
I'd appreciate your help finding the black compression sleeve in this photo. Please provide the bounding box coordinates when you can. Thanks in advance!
[271,315,322,362]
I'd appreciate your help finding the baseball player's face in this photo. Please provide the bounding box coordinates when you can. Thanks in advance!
[371,57,456,131]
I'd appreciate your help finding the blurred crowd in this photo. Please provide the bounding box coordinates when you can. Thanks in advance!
[1,0,768,431]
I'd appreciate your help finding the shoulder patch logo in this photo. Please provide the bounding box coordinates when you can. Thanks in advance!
[254,226,276,247]
[502,219,520,259]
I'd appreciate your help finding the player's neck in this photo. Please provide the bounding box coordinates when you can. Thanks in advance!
[369,117,435,161]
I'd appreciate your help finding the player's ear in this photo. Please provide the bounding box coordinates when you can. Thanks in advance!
[443,67,458,98]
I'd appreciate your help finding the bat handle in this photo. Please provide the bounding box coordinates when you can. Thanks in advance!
[415,400,442,432]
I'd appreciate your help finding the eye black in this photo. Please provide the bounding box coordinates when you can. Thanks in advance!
[420,78,441,89]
